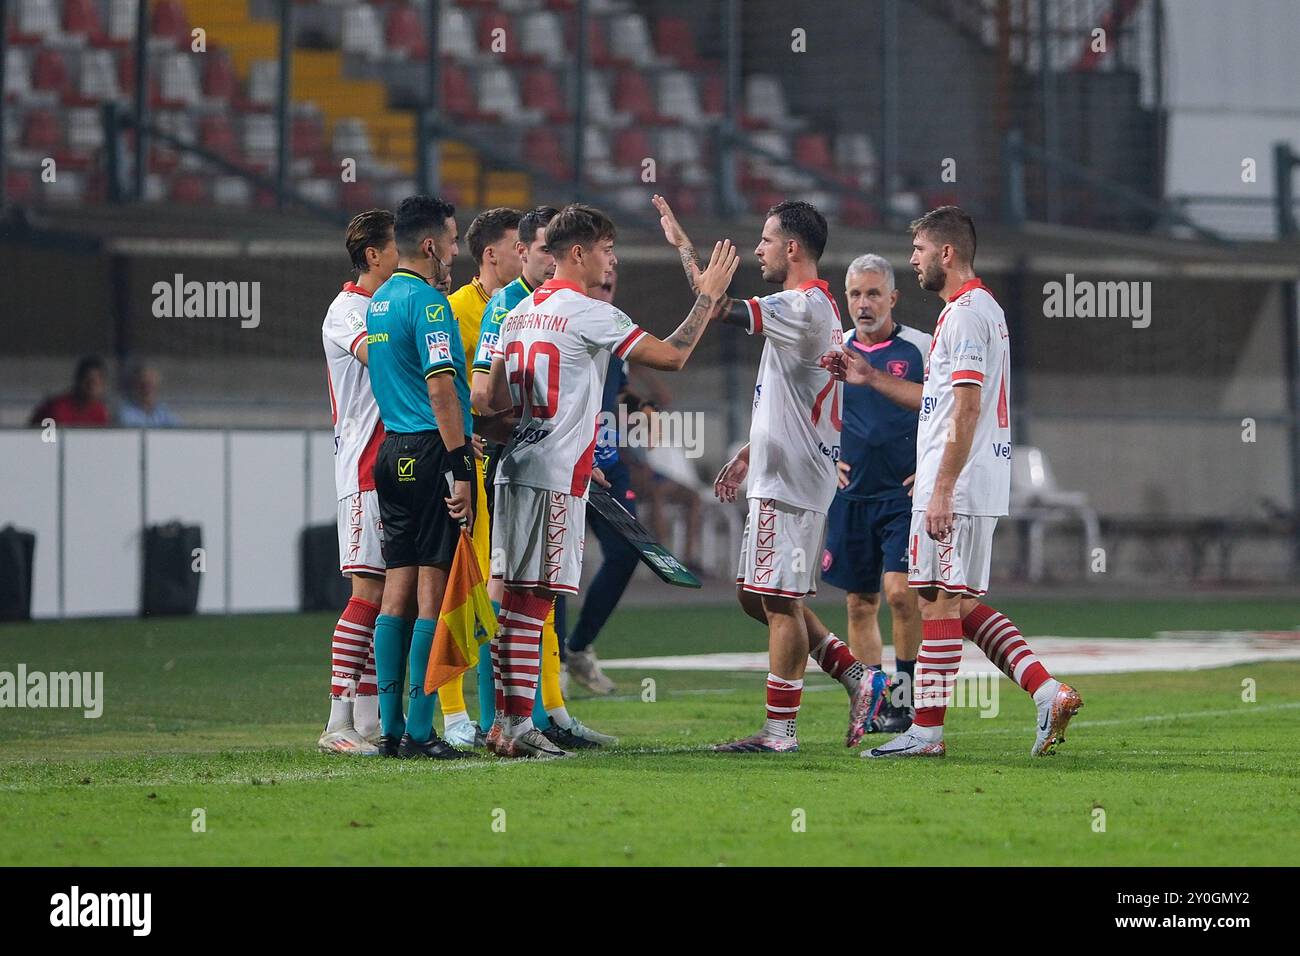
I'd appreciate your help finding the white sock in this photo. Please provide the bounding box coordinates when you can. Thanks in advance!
[763,717,797,739]
[505,714,534,738]
[443,709,471,731]
[354,695,378,737]
[546,705,571,728]
[1032,678,1061,706]
[911,723,943,742]
[325,697,353,733]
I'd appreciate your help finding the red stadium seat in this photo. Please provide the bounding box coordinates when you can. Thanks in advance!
[613,128,651,169]
[794,133,833,172]
[523,127,570,183]
[385,5,429,60]
[521,68,570,122]
[23,109,63,151]
[151,0,190,47]
[292,115,326,159]
[654,16,700,67]
[170,174,209,203]
[6,168,38,205]
[440,62,492,122]
[62,0,105,42]
[31,49,69,97]
[341,179,377,211]
[839,196,880,229]
[478,12,528,62]
[614,70,667,125]
[202,50,237,102]
[701,72,724,117]
[586,18,619,67]
[198,114,238,161]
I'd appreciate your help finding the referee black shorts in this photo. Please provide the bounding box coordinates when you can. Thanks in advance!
[374,431,466,569]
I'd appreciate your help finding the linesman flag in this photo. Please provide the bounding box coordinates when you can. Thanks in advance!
[424,528,497,694]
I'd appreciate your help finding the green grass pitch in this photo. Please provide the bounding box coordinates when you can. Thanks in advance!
[1,598,1298,866]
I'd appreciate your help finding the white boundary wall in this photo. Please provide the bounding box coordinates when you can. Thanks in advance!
[0,428,338,618]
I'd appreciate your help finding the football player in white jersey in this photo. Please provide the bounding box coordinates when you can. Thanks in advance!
[477,203,739,758]
[318,209,399,755]
[654,195,889,753]
[830,206,1082,758]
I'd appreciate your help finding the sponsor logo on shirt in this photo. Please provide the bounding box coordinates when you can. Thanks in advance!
[371,300,389,314]
[425,303,447,323]
[991,442,1012,459]
[367,332,389,345]
[953,339,984,363]
[397,457,416,481]
[346,308,365,332]
[426,331,452,365]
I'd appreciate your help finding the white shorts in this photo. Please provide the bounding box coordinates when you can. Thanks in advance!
[736,497,825,598]
[907,512,998,596]
[491,484,586,594]
[338,490,385,577]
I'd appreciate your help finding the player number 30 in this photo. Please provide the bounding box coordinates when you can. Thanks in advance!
[505,341,562,420]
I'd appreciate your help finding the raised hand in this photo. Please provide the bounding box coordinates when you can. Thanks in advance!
[652,194,691,249]
[696,240,739,305]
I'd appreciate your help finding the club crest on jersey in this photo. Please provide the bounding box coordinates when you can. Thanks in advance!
[425,331,452,365]
[887,359,909,378]
[346,309,365,332]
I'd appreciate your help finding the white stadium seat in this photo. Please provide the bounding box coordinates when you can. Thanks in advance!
[247,60,279,109]
[657,71,705,126]
[341,5,384,59]
[16,0,60,41]
[582,70,628,127]
[439,8,476,57]
[331,117,373,159]
[477,66,539,123]
[607,13,657,66]
[519,11,568,65]
[78,50,120,102]
[158,52,202,107]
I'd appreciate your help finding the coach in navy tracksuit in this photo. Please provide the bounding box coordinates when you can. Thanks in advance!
[822,254,929,731]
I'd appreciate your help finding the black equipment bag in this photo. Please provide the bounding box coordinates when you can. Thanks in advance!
[0,525,37,621]
[301,522,350,611]
[141,522,203,617]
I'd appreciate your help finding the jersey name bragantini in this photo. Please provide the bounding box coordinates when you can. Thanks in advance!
[493,279,646,498]
[323,282,384,498]
[745,279,846,514]
[913,278,1011,517]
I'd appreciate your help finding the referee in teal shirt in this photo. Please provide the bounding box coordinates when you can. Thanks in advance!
[366,195,475,760]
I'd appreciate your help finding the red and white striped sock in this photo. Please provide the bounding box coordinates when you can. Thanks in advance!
[357,641,377,697]
[963,603,1051,695]
[497,591,551,733]
[914,618,963,729]
[353,641,379,737]
[491,635,505,717]
[325,597,378,732]
[809,633,865,692]
[762,673,802,739]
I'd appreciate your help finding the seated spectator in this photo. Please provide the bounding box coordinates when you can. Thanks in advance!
[29,356,110,428]
[117,363,181,428]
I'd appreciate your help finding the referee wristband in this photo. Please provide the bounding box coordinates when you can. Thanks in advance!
[449,445,474,483]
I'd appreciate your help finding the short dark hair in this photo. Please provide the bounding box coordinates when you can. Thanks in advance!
[466,207,523,263]
[517,205,560,246]
[766,200,828,261]
[345,208,394,273]
[910,205,977,265]
[74,355,105,386]
[394,195,456,258]
[544,203,616,259]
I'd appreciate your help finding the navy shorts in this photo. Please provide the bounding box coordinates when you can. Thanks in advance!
[821,494,911,593]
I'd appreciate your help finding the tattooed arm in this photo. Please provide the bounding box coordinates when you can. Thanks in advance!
[623,241,741,371]
[654,194,751,330]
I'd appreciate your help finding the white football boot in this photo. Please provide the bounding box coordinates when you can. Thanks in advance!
[861,726,946,758]
[318,727,379,756]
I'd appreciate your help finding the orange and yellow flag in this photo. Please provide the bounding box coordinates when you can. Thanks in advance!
[424,528,498,695]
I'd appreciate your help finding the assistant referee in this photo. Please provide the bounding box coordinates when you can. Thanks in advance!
[365,195,475,760]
